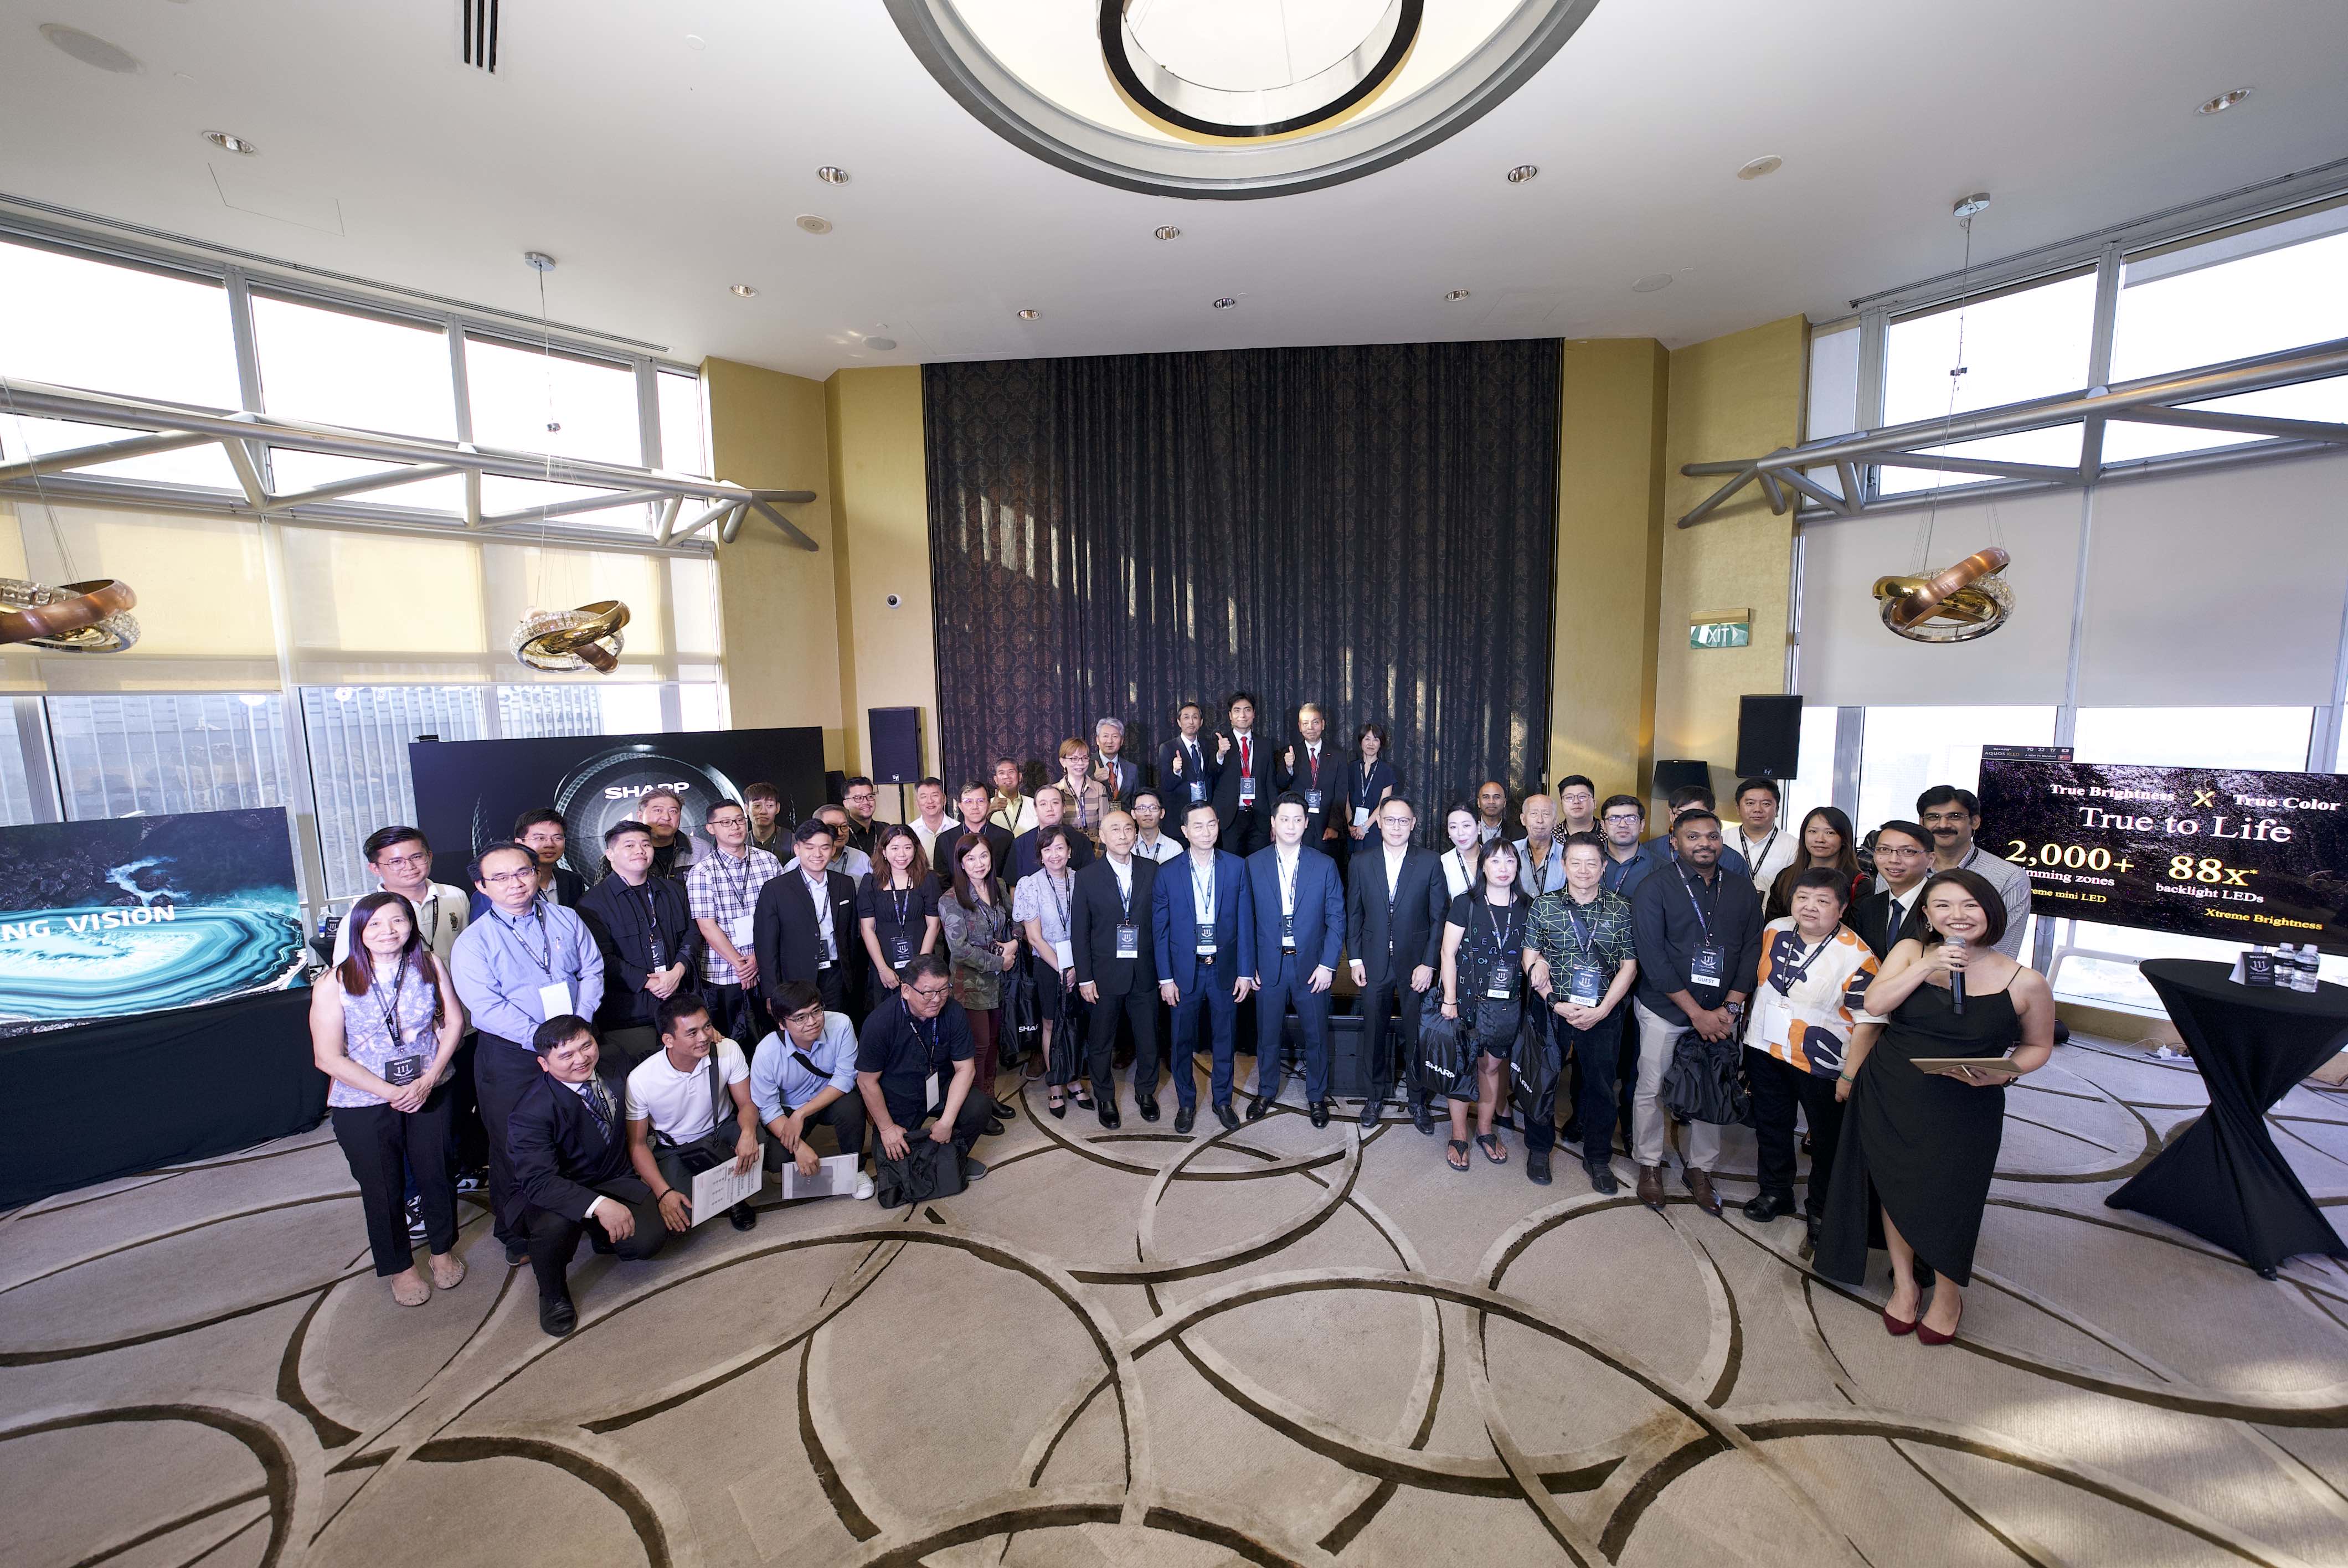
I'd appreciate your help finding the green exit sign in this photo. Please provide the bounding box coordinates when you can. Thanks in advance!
[1690,615,1751,649]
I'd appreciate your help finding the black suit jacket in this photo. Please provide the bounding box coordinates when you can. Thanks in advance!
[1274,740,1350,847]
[575,873,703,1031]
[1851,885,1926,960]
[934,822,1015,885]
[503,1071,631,1229]
[1209,731,1273,827]
[753,867,861,999]
[1155,735,1218,812]
[1069,855,1159,995]
[1345,845,1448,988]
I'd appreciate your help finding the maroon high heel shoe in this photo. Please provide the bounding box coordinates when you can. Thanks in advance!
[1918,1297,1963,1346]
[1882,1306,1917,1337]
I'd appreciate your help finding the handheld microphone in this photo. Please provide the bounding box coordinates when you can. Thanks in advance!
[1947,935,1967,1015]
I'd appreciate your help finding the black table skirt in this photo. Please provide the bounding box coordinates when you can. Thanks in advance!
[2107,958,2348,1272]
[0,987,323,1210]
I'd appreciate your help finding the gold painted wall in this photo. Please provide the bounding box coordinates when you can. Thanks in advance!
[825,365,938,820]
[1550,339,1669,802]
[1652,315,1808,801]
[704,356,845,759]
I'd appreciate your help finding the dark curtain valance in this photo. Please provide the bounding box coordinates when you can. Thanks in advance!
[923,339,1559,842]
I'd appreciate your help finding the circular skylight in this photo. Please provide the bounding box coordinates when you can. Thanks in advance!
[887,0,1598,199]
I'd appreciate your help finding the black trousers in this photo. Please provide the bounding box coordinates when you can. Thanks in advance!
[1563,997,1639,1143]
[1746,1045,1846,1217]
[450,1033,488,1173]
[472,1035,542,1249]
[1222,805,1268,858]
[1254,959,1333,1102]
[1360,976,1429,1106]
[885,1092,992,1157]
[523,1176,668,1304]
[764,1091,871,1170]
[1086,984,1162,1103]
[706,982,770,1052]
[1560,1007,1626,1163]
[652,1112,756,1216]
[331,1088,457,1276]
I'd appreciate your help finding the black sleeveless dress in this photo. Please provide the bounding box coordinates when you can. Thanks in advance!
[1816,978,2017,1287]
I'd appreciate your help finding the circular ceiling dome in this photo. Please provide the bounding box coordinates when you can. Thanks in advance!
[885,0,1598,199]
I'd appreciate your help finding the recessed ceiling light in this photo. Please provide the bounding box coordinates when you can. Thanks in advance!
[796,214,834,235]
[2197,87,2252,115]
[1212,297,1237,310]
[1630,272,1674,293]
[729,283,758,298]
[816,166,850,184]
[204,130,260,156]
[40,23,142,74]
[1017,308,1039,319]
[1736,154,1783,180]
[1444,289,1471,302]
[1154,225,1182,240]
[1505,164,1538,183]
[865,336,898,351]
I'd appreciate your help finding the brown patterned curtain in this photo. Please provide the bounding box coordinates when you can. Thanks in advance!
[921,341,1559,842]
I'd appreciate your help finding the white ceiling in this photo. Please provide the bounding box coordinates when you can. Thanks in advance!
[2,0,2345,379]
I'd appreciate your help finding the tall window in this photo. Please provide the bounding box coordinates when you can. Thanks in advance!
[45,694,291,821]
[657,368,708,476]
[465,335,641,520]
[254,293,468,513]
[301,686,490,898]
[1855,705,2058,834]
[1778,702,1844,835]
[1877,272,2097,495]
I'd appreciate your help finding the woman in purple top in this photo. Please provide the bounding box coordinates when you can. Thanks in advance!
[311,891,468,1306]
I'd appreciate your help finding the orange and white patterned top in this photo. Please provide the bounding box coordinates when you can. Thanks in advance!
[1748,919,1880,1077]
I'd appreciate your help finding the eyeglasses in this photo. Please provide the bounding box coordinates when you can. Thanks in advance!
[483,868,537,886]
[907,985,952,1003]
[374,851,431,870]
[785,1007,826,1025]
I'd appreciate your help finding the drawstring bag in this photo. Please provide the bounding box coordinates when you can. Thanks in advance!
[1661,1028,1753,1126]
[1000,959,1042,1066]
[1509,1004,1562,1131]
[873,1136,968,1208]
[1411,1009,1477,1100]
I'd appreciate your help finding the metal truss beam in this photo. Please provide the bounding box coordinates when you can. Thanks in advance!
[1677,336,2348,525]
[0,376,818,551]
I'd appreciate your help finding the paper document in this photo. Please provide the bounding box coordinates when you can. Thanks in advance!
[781,1153,862,1199]
[689,1157,764,1224]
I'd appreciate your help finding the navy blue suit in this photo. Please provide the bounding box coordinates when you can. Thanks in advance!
[1152,849,1255,1111]
[1245,843,1346,1104]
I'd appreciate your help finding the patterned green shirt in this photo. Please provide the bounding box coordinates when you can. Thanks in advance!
[1525,888,1636,976]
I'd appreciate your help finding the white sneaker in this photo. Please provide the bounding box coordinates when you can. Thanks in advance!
[854,1174,876,1201]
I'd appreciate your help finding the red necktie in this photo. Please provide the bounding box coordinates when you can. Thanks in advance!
[1240,737,1252,777]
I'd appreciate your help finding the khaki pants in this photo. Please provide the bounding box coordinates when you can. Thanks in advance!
[1631,1001,1722,1173]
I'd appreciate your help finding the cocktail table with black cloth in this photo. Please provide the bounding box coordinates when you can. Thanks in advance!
[2108,958,2348,1277]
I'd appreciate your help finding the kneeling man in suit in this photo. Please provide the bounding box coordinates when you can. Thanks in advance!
[506,1014,670,1337]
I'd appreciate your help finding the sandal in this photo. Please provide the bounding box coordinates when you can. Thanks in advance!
[1446,1139,1471,1172]
[390,1272,431,1307]
[1476,1133,1508,1166]
[429,1254,466,1291]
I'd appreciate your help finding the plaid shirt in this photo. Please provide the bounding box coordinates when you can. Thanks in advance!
[1525,888,1636,979]
[686,844,783,986]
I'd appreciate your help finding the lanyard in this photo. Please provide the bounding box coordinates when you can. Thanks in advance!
[1237,735,1252,778]
[1739,826,1780,870]
[498,905,553,974]
[1048,870,1070,931]
[1562,898,1598,963]
[1523,841,1554,895]
[1111,859,1134,919]
[392,889,439,950]
[374,960,408,1045]
[1279,850,1297,915]
[1305,746,1321,787]
[578,1079,612,1137]
[1676,866,1717,946]
[1480,899,1520,962]
[641,882,665,965]
[912,1011,942,1074]
[889,880,912,932]
[1779,931,1835,989]
[717,845,752,907]
[1191,856,1217,922]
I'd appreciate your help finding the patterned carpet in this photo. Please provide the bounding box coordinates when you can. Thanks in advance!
[3,1036,2346,1568]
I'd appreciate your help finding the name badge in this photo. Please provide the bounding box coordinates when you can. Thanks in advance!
[1052,938,1074,972]
[1304,790,1322,813]
[924,1070,940,1111]
[1195,921,1217,956]
[1353,806,1372,828]
[890,936,913,967]
[1690,943,1726,988]
[382,1054,425,1086]
[1239,780,1257,805]
[1115,921,1140,958]
[1486,961,1516,1001]
[1568,962,1604,1009]
[1190,780,1207,802]
[1280,912,1296,952]
[538,980,572,1019]
[818,930,836,967]
[728,913,754,949]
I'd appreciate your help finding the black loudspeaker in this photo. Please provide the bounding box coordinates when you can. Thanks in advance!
[1653,759,1713,800]
[1736,694,1804,780]
[869,706,924,785]
[824,769,845,807]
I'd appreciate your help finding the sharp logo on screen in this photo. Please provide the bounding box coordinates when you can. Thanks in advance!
[603,781,694,800]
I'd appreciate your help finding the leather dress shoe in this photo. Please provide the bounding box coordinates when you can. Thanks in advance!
[1635,1163,1666,1212]
[1174,1105,1197,1134]
[504,1240,529,1267]
[1309,1101,1331,1129]
[1247,1092,1274,1121]
[1410,1100,1436,1136]
[1526,1149,1553,1185]
[1098,1103,1122,1129]
[1136,1096,1160,1123]
[728,1203,758,1232]
[1358,1099,1383,1128]
[1559,1114,1584,1144]
[1685,1168,1723,1216]
[539,1293,576,1337]
[1742,1189,1797,1223]
[982,1116,1006,1137]
[992,1097,1017,1120]
[1584,1158,1620,1196]
[1215,1102,1241,1133]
